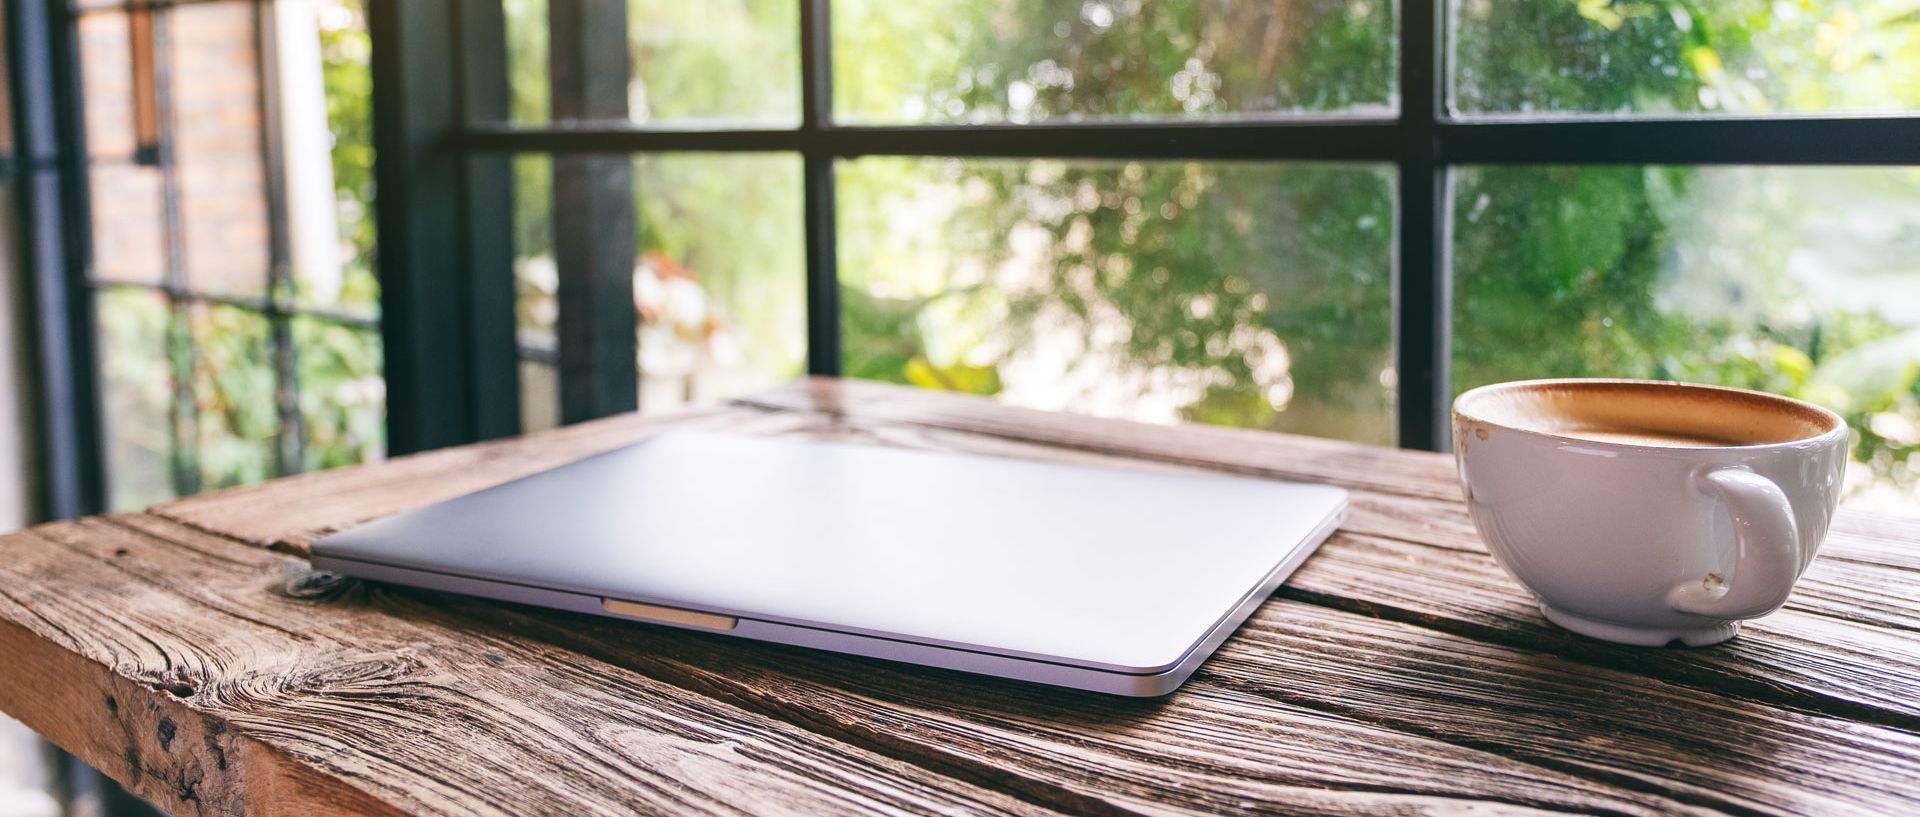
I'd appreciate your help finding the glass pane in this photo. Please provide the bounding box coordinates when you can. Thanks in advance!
[503,0,801,126]
[514,154,557,353]
[840,158,1396,444]
[1452,165,1920,512]
[77,11,137,160]
[171,0,272,298]
[308,0,380,316]
[834,0,1398,124]
[513,152,806,422]
[513,152,560,432]
[79,11,166,286]
[190,304,280,490]
[87,163,168,285]
[1451,0,1920,116]
[521,360,561,433]
[636,153,806,411]
[79,3,276,296]
[294,316,385,471]
[97,288,178,511]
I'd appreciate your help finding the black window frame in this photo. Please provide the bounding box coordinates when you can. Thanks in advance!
[430,0,1920,451]
[12,0,1920,519]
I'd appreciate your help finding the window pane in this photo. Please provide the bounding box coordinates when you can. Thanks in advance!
[78,11,166,285]
[309,0,380,317]
[87,163,168,285]
[1451,0,1920,116]
[78,2,277,296]
[834,0,1398,124]
[97,288,177,511]
[840,158,1396,444]
[190,304,280,490]
[503,0,801,126]
[512,154,559,431]
[513,154,557,352]
[512,152,806,426]
[171,0,272,298]
[635,153,806,411]
[519,360,561,433]
[1452,166,1920,512]
[294,316,385,471]
[77,10,137,160]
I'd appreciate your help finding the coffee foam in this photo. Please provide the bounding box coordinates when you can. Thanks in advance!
[1455,380,1839,448]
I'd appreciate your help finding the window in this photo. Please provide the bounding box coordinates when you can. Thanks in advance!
[72,0,381,510]
[15,1,1920,515]
[459,0,1920,512]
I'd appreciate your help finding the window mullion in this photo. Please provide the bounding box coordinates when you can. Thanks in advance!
[799,0,838,376]
[1396,0,1450,451]
[547,0,637,422]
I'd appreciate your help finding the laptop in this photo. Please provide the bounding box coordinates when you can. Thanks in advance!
[311,431,1347,696]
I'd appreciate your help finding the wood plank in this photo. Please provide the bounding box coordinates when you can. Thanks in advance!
[1285,531,1920,728]
[1825,513,1920,572]
[474,592,1920,816]
[1210,602,1920,816]
[173,521,1920,816]
[120,386,1920,813]
[157,390,1920,731]
[0,515,1063,817]
[104,519,1909,816]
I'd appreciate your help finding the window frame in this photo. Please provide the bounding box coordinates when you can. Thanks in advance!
[13,0,1920,519]
[439,0,1920,450]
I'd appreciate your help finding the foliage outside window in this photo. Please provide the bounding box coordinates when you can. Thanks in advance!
[485,0,1920,512]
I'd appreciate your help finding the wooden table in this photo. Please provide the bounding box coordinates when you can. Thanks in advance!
[3,378,1918,816]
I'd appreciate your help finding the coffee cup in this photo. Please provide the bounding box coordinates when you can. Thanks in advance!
[1452,378,1848,646]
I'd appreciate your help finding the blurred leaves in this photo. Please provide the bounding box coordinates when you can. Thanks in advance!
[831,1,1920,507]
[1454,165,1920,508]
[1457,0,1920,115]
[1806,332,1920,416]
[904,358,1002,395]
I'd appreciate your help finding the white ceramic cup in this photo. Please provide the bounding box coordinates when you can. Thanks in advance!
[1452,379,1849,646]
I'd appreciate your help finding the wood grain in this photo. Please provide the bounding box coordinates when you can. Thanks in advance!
[175,525,1749,815]
[109,514,1920,815]
[447,572,1920,817]
[1286,532,1920,728]
[0,514,1061,817]
[155,384,1920,728]
[15,378,1920,816]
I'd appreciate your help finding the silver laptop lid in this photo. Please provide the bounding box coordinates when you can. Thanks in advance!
[312,431,1347,674]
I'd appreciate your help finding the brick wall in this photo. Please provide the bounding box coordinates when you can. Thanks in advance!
[79,1,271,294]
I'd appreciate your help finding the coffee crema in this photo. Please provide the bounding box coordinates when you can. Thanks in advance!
[1548,426,1750,449]
[1455,379,1841,448]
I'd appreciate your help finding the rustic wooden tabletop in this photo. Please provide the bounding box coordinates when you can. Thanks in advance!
[2,378,1916,816]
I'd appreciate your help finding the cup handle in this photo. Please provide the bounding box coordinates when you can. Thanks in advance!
[1666,467,1803,621]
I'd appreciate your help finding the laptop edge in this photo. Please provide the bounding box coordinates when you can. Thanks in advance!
[311,501,1343,697]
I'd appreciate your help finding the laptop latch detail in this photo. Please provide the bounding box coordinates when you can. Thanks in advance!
[601,598,739,631]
